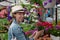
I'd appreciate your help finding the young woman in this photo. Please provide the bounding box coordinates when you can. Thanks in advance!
[8,5,44,40]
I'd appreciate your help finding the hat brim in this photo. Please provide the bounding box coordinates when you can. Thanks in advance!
[16,11,24,12]
[12,10,25,13]
[10,10,25,17]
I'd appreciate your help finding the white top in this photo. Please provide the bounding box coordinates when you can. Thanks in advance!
[46,17,53,23]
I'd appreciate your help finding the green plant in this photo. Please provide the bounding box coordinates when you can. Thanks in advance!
[49,28,60,37]
[0,33,8,40]
[30,0,44,7]
[20,23,35,32]
[0,18,9,31]
[47,24,60,37]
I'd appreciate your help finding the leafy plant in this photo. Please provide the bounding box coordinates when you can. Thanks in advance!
[30,0,44,7]
[0,33,8,40]
[49,28,60,37]
[20,23,35,32]
[0,18,9,31]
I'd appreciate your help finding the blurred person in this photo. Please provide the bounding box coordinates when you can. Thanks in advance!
[46,14,53,23]
[0,7,8,18]
[8,5,44,40]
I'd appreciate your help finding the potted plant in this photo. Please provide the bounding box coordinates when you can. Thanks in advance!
[49,25,60,40]
[36,21,53,38]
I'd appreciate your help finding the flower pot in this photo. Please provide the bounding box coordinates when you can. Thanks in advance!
[50,35,60,40]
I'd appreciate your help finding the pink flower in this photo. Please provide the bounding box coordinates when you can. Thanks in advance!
[25,31,31,35]
[56,25,60,30]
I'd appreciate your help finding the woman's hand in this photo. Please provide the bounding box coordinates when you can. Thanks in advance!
[33,30,44,40]
[29,31,37,38]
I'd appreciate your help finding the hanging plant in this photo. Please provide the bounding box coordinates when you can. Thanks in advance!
[30,0,44,7]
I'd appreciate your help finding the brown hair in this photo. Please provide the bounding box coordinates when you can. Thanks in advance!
[12,12,16,18]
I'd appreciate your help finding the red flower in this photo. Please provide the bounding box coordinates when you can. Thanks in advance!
[42,22,49,28]
[36,21,53,30]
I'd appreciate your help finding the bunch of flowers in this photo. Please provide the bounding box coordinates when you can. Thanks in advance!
[35,21,60,37]
[36,21,53,31]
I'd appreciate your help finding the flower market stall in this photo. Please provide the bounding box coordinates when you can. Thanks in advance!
[0,0,60,40]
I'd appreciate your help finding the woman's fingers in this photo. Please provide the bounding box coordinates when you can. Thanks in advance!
[36,30,44,36]
[33,30,44,40]
[29,31,37,38]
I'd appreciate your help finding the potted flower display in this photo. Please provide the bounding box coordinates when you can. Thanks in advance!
[35,21,53,39]
[50,25,60,40]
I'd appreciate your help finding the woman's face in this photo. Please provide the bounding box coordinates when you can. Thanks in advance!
[14,12,24,22]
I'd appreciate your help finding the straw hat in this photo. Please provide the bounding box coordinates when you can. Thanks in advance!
[10,5,24,17]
